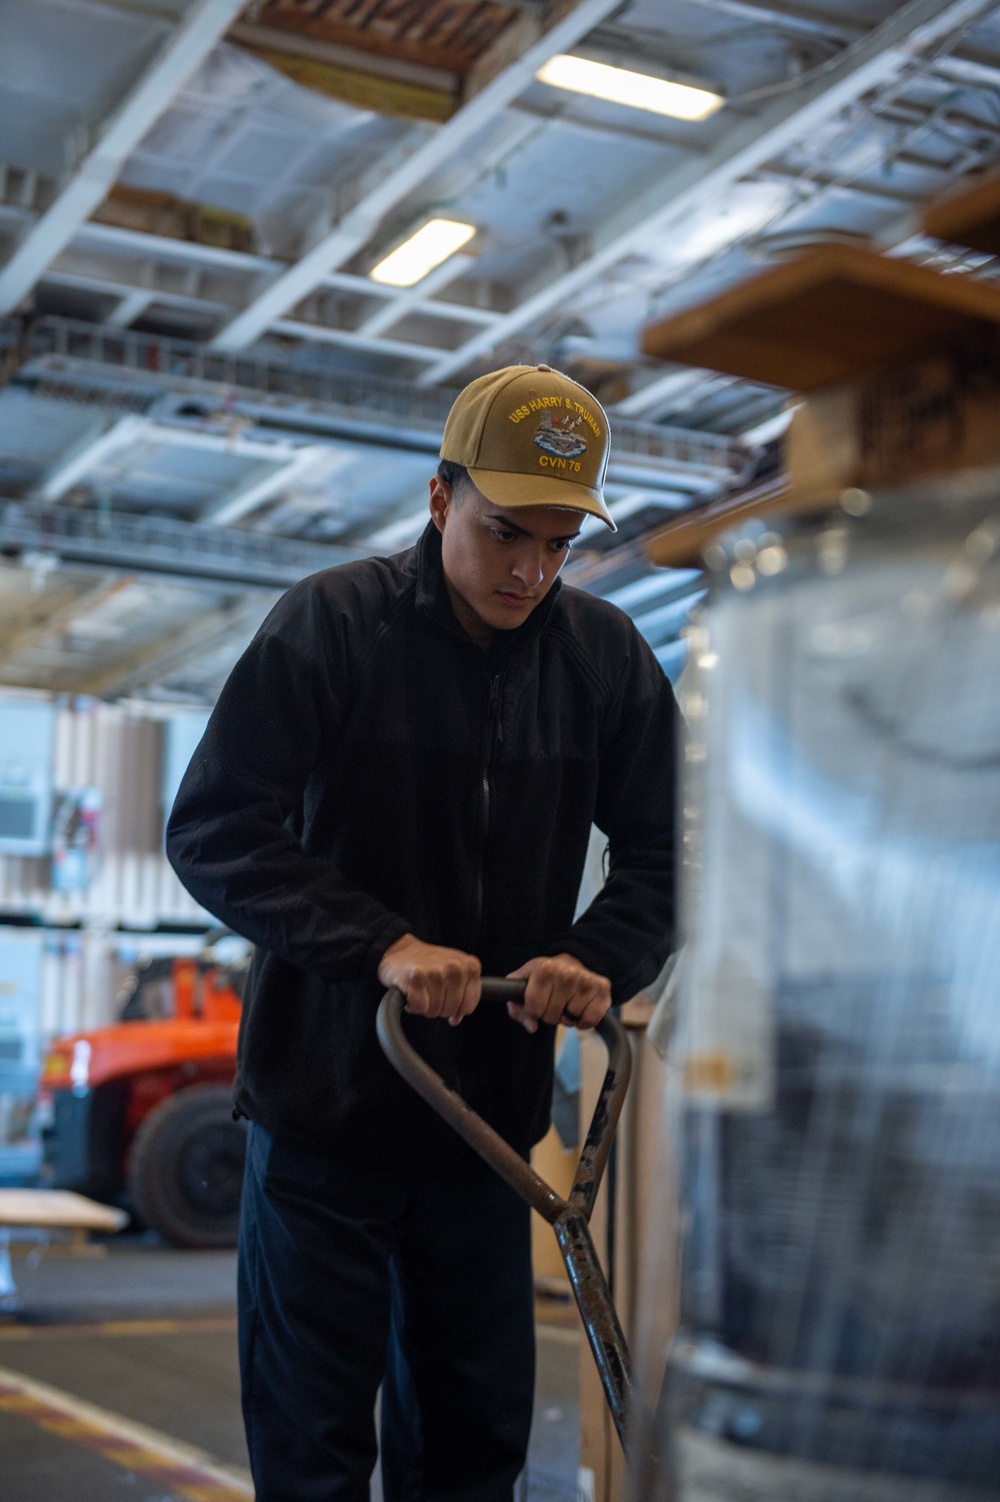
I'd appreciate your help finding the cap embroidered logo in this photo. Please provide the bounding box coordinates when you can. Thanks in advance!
[533,414,588,460]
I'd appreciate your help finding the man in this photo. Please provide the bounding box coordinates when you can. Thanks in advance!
[167,364,677,1501]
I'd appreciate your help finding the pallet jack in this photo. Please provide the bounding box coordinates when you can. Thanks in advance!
[378,978,634,1449]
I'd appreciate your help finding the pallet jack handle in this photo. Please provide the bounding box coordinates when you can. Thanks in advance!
[377,979,635,1447]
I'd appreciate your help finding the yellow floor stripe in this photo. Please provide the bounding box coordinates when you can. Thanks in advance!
[0,1308,560,1341]
[0,1364,253,1501]
[0,1315,237,1341]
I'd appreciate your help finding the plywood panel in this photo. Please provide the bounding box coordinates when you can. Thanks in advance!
[255,0,518,73]
[641,244,1000,391]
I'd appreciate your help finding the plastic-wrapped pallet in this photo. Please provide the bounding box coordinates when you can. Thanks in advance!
[629,186,1000,1499]
[636,467,1000,1500]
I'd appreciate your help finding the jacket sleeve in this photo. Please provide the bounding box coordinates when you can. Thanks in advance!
[165,590,412,983]
[553,629,678,1003]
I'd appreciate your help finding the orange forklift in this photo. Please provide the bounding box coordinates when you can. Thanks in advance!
[37,945,246,1248]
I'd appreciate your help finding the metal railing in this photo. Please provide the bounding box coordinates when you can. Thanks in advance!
[2,316,757,488]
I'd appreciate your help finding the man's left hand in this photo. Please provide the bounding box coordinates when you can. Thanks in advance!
[505,954,611,1034]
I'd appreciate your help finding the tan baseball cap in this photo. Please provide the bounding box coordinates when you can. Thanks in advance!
[440,364,615,530]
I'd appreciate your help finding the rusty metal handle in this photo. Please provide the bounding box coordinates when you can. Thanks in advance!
[376,980,632,1226]
[377,978,636,1445]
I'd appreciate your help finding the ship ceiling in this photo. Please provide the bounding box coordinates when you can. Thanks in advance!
[3,0,1000,700]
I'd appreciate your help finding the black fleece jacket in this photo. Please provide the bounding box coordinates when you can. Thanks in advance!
[166,523,677,1176]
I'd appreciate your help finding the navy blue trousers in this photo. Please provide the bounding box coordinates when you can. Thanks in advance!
[238,1124,535,1501]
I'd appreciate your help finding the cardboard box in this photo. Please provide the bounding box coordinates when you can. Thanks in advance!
[785,351,1000,498]
[640,242,1000,564]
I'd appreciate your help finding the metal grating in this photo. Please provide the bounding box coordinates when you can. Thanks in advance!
[0,501,366,590]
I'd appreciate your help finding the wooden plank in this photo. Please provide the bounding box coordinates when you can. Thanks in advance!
[646,477,792,569]
[234,45,457,122]
[253,0,519,74]
[0,1190,127,1233]
[922,170,1000,255]
[94,185,255,254]
[640,244,1000,391]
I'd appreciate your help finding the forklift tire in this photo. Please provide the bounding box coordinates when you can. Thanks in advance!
[127,1084,247,1249]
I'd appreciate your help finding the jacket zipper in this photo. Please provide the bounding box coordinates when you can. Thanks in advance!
[488,674,503,744]
[473,673,503,945]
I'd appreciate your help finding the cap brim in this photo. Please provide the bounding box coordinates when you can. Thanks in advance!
[468,467,616,531]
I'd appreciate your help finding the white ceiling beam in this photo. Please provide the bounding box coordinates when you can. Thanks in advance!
[76,220,279,274]
[688,0,868,40]
[932,48,1000,84]
[323,271,503,325]
[417,0,1000,387]
[363,502,434,551]
[36,414,313,505]
[38,415,147,501]
[204,446,331,526]
[52,241,231,297]
[0,0,249,316]
[75,226,505,328]
[695,0,1000,80]
[49,0,179,24]
[612,369,713,419]
[742,406,798,444]
[508,97,714,150]
[139,423,305,463]
[413,301,501,328]
[605,491,688,524]
[751,160,925,205]
[355,254,477,339]
[44,267,230,315]
[105,288,157,327]
[271,319,448,364]
[46,231,502,327]
[209,0,624,353]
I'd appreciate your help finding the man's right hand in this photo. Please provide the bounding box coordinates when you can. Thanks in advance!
[378,934,482,1027]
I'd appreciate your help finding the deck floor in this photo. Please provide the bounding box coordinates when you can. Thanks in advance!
[0,1236,580,1501]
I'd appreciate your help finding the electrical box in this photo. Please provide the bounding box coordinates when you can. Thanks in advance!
[0,700,55,856]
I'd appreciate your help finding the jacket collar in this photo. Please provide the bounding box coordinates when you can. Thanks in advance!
[414,521,561,660]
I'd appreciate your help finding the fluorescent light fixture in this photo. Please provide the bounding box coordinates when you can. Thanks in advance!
[536,54,723,122]
[370,218,476,287]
